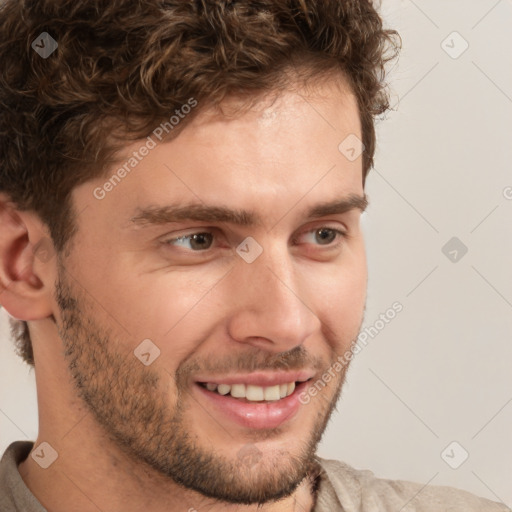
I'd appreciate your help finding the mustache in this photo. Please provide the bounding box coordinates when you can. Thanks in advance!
[176,344,329,383]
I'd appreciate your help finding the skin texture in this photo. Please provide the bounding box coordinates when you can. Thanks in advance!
[1,75,368,512]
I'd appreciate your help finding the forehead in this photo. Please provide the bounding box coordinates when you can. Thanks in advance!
[194,74,359,141]
[148,78,361,189]
[76,77,364,229]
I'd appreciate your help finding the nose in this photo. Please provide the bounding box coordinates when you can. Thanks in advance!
[226,242,321,353]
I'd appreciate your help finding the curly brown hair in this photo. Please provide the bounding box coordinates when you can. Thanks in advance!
[0,0,400,366]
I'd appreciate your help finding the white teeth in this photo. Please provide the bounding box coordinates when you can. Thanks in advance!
[264,385,281,401]
[246,385,264,401]
[203,381,298,401]
[217,384,231,395]
[230,383,246,398]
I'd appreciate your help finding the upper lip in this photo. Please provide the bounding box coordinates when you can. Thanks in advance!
[195,370,315,388]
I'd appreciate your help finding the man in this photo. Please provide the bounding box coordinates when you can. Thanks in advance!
[0,1,508,511]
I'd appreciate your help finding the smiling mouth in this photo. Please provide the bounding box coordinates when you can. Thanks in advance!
[197,379,312,402]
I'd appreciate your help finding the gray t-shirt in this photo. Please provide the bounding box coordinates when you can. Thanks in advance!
[0,441,508,511]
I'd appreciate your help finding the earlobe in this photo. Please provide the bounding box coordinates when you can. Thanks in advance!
[0,199,54,321]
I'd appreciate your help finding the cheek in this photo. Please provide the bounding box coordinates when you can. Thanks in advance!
[319,271,366,317]
[91,241,366,358]
[311,251,367,337]
[319,241,366,295]
[126,270,227,345]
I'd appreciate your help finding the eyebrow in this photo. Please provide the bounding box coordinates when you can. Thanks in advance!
[128,193,368,228]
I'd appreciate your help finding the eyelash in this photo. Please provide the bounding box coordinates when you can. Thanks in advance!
[161,227,348,253]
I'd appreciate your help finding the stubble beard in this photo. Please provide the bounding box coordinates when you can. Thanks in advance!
[54,262,353,505]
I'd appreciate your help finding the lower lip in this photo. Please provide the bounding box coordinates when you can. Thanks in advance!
[194,381,310,430]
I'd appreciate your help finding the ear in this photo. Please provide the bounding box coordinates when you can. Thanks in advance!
[0,193,55,321]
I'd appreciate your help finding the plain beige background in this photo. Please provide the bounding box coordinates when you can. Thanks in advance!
[1,0,511,506]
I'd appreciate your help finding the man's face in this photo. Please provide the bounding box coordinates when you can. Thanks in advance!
[53,77,367,505]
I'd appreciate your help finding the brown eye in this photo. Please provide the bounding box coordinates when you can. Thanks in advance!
[314,228,337,245]
[164,231,215,251]
[298,227,346,247]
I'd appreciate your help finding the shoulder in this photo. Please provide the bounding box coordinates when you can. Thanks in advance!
[1,441,47,512]
[314,456,509,511]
